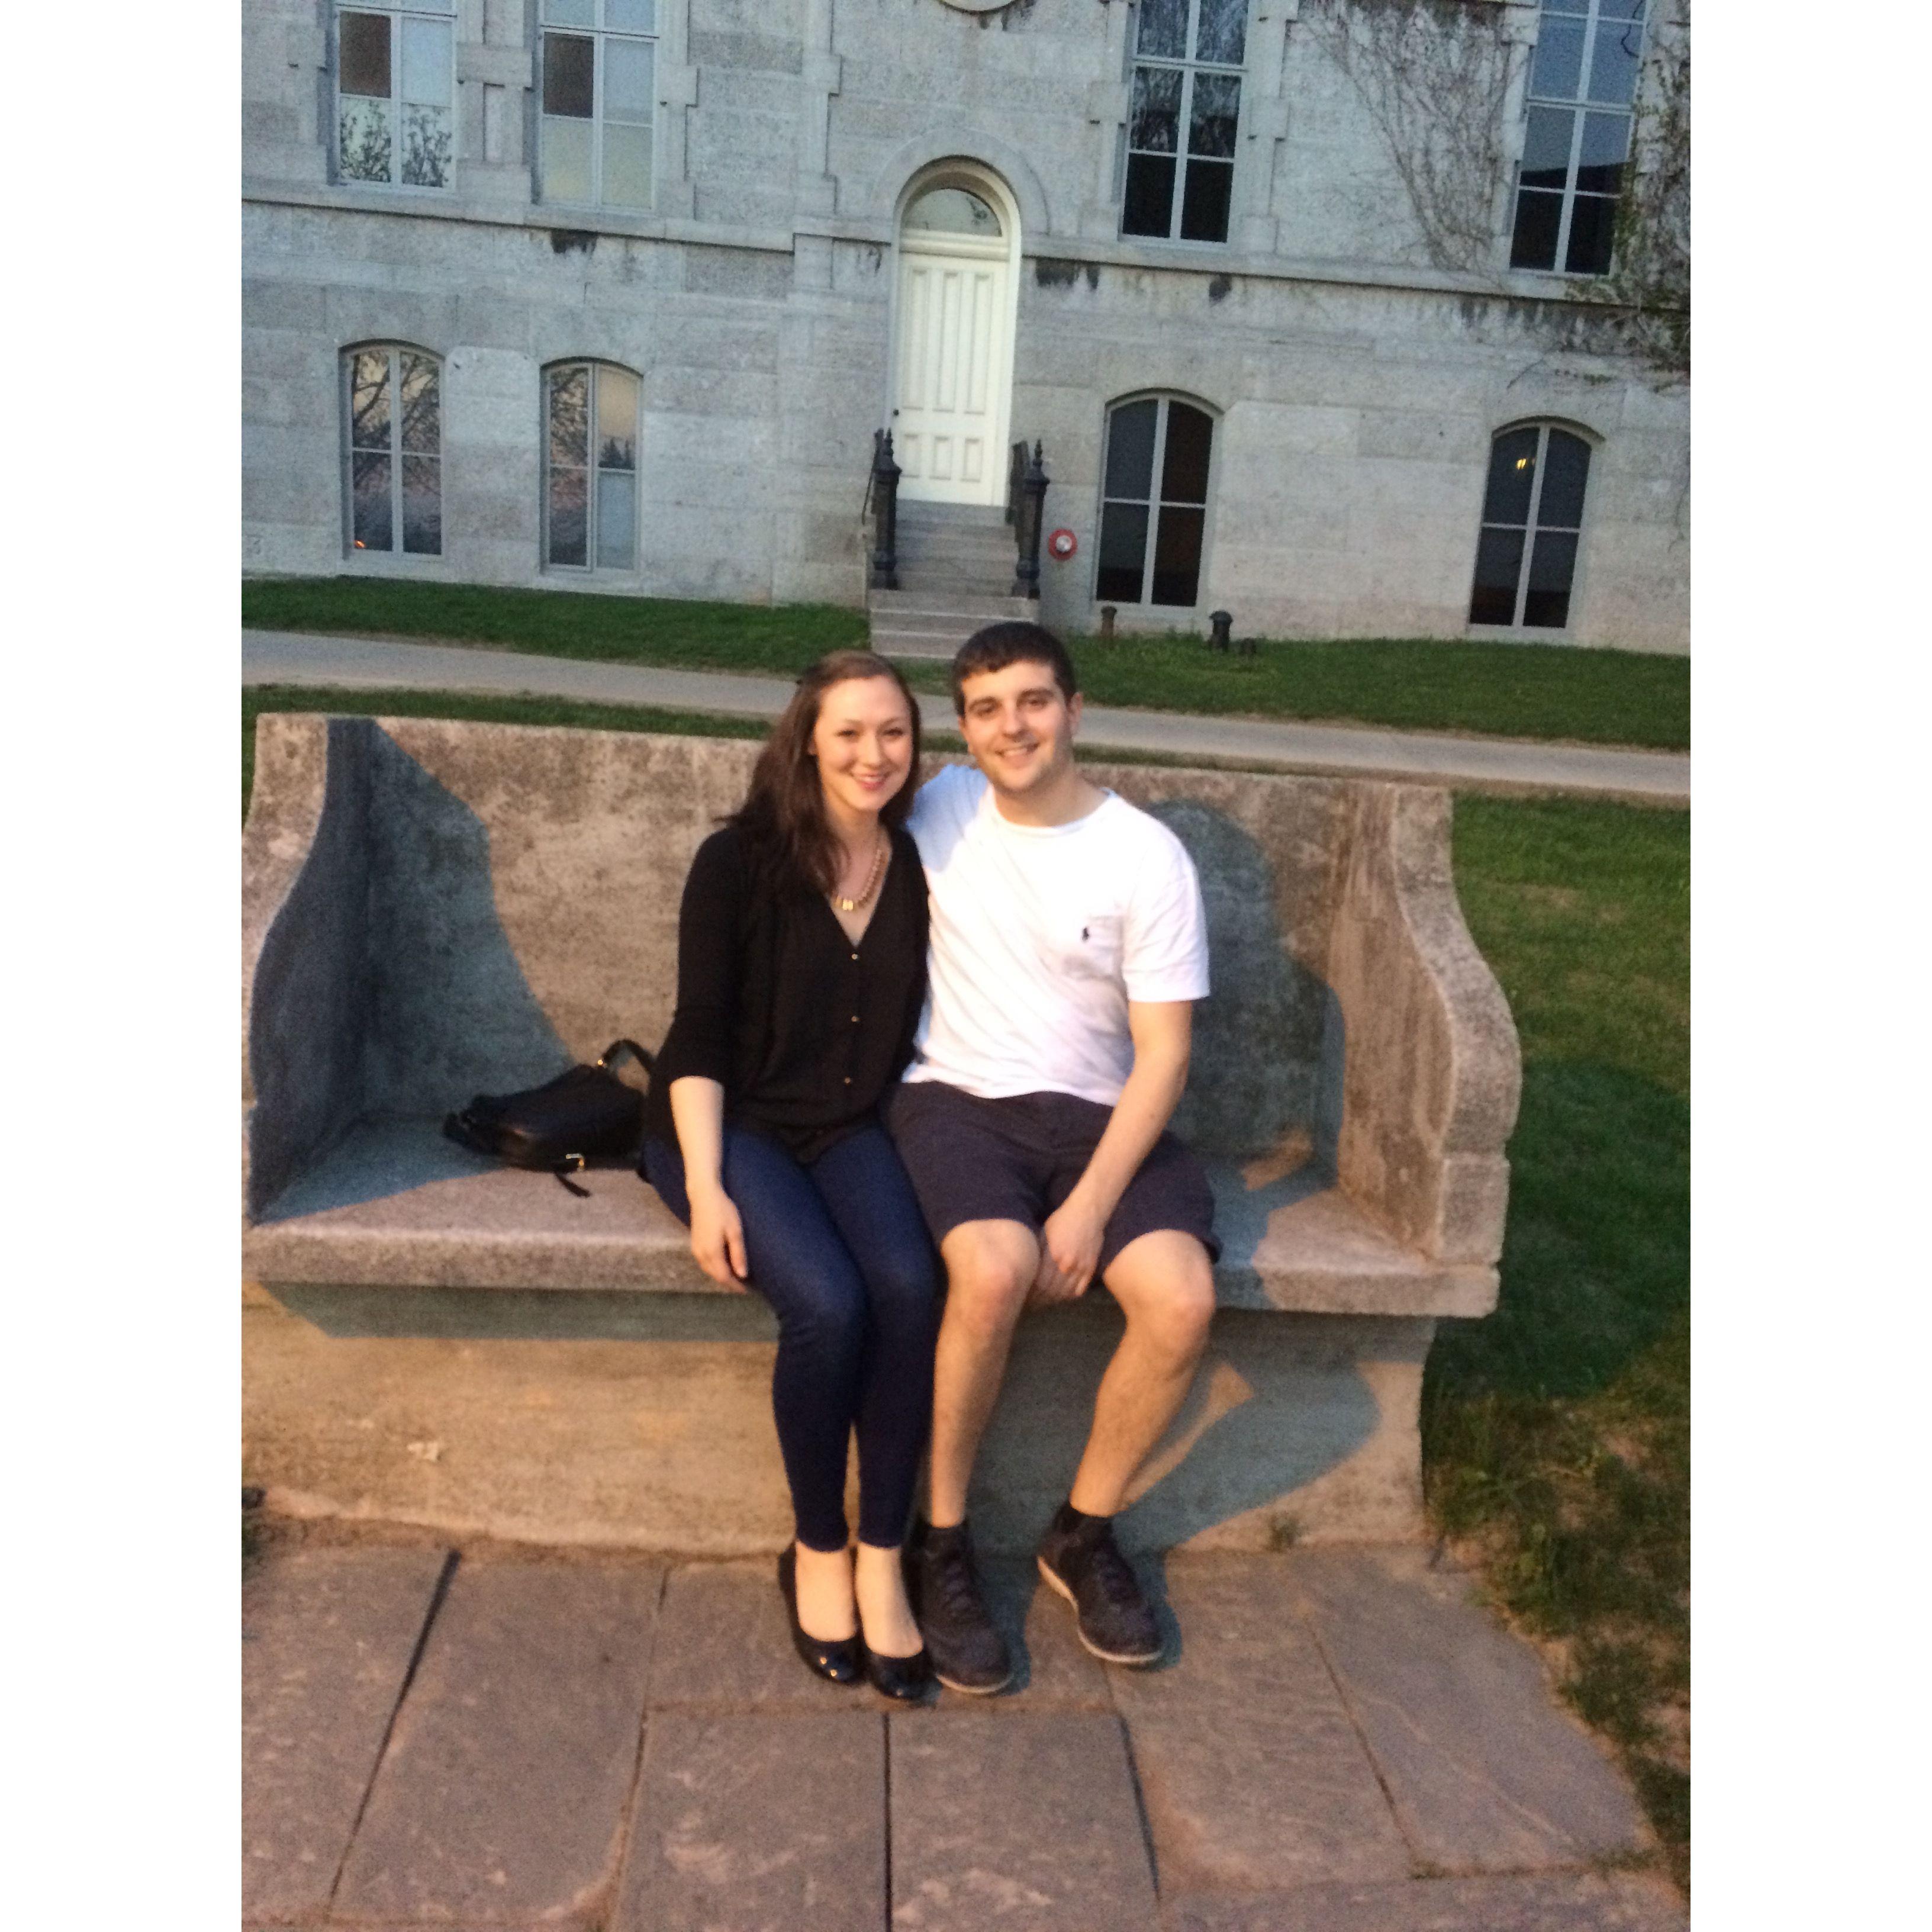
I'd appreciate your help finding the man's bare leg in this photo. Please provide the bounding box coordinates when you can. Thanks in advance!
[927,1218,1039,1528]
[1066,1230,1216,1517]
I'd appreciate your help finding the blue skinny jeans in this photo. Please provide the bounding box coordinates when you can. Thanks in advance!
[642,1122,940,1553]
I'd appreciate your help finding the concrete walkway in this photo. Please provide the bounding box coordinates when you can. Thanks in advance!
[243,1537,1685,1931]
[243,629,1690,804]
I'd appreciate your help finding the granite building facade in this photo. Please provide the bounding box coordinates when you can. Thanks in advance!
[242,0,1689,651]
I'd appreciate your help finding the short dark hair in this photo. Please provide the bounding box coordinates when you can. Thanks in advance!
[949,622,1080,716]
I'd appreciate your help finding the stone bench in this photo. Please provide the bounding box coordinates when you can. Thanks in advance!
[242,715,1519,1555]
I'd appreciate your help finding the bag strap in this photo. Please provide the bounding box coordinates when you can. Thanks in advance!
[596,1039,655,1078]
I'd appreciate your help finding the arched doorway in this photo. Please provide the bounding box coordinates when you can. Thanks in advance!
[888,166,1020,506]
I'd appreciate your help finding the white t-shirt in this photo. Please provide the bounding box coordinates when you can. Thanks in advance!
[904,762,1210,1106]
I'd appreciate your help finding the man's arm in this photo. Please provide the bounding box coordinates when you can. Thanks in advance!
[1033,999,1192,1302]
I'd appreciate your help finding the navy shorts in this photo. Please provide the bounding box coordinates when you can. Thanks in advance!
[885,1081,1220,1277]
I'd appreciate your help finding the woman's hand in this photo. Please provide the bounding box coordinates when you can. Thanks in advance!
[688,1184,749,1289]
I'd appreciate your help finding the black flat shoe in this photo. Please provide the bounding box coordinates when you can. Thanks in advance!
[861,1640,935,1703]
[777,1547,862,1685]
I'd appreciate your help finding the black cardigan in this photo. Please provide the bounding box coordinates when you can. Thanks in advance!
[644,822,929,1164]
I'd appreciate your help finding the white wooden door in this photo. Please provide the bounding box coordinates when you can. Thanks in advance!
[891,218,1012,505]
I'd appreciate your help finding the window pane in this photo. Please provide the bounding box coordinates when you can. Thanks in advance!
[1480,427,1540,526]
[1587,17,1644,106]
[604,36,654,121]
[1188,72,1241,159]
[1509,188,1562,270]
[399,17,450,105]
[1161,403,1214,504]
[1530,17,1585,100]
[339,95,394,182]
[1598,0,1647,21]
[549,366,590,467]
[352,450,394,551]
[1104,400,1159,501]
[401,456,441,554]
[596,367,639,468]
[548,468,588,566]
[339,12,391,98]
[1179,157,1233,242]
[1129,65,1183,153]
[904,188,1002,236]
[1151,505,1204,606]
[1576,111,1630,195]
[1195,0,1248,65]
[543,34,595,117]
[595,469,636,570]
[607,0,656,32]
[1122,152,1177,237]
[1468,527,1524,624]
[398,353,440,453]
[1522,529,1579,626]
[543,0,594,24]
[1097,501,1151,603]
[401,104,452,186]
[603,121,652,207]
[1519,107,1574,191]
[541,115,594,203]
[1537,430,1592,529]
[349,351,392,451]
[1136,0,1188,61]
[1564,192,1617,273]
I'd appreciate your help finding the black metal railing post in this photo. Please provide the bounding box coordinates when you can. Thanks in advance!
[869,429,901,591]
[1011,440,1048,600]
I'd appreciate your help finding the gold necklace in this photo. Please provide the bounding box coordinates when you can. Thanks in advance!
[832,829,888,914]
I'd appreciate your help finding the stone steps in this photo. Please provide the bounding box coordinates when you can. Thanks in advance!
[871,500,1033,657]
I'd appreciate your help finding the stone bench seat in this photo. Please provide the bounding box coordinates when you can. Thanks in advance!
[245,1120,1498,1318]
[242,716,1520,1553]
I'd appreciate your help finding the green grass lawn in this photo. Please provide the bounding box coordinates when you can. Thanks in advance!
[241,689,1688,1883]
[1427,795,1689,1889]
[241,576,1689,750]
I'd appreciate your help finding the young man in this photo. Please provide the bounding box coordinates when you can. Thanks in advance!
[887,622,1219,1692]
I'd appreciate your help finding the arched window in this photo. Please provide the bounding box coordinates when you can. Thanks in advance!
[545,361,640,570]
[1096,395,1215,608]
[1469,423,1593,629]
[343,344,442,556]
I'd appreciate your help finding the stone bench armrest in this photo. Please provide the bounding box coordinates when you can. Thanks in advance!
[1325,785,1520,1274]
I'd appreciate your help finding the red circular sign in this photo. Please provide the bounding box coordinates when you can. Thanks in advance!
[1047,527,1077,560]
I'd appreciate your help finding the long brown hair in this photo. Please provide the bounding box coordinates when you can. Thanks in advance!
[732,649,923,894]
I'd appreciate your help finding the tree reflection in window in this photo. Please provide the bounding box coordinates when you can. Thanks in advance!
[1096,396,1215,608]
[336,4,453,189]
[344,346,442,555]
[546,362,640,570]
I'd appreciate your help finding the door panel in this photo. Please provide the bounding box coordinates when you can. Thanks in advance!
[893,247,1009,505]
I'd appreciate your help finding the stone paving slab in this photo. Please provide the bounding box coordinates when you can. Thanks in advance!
[649,1559,867,1712]
[889,1710,1158,1931]
[241,1544,449,1924]
[333,1557,664,1925]
[1110,1555,1412,1893]
[613,1711,886,1931]
[1290,1547,1651,1872]
[1161,1869,1687,1931]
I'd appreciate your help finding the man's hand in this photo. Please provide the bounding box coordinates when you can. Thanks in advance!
[688,1186,749,1290]
[1032,1192,1107,1305]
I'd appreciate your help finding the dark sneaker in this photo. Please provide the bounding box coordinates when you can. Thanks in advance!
[1036,1514,1163,1666]
[907,1521,1013,1695]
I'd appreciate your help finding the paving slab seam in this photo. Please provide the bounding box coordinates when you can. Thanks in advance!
[594,1563,674,1932]
[880,1710,894,1932]
[1287,1574,1426,1877]
[322,1546,461,1917]
[1113,1705,1167,1898]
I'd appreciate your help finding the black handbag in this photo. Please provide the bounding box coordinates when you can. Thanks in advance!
[443,1039,654,1195]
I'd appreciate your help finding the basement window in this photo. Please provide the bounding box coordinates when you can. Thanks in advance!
[1096,395,1215,608]
[545,362,642,571]
[1468,424,1593,629]
[343,345,443,556]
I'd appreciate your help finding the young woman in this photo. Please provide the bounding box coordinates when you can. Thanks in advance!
[640,650,939,1699]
